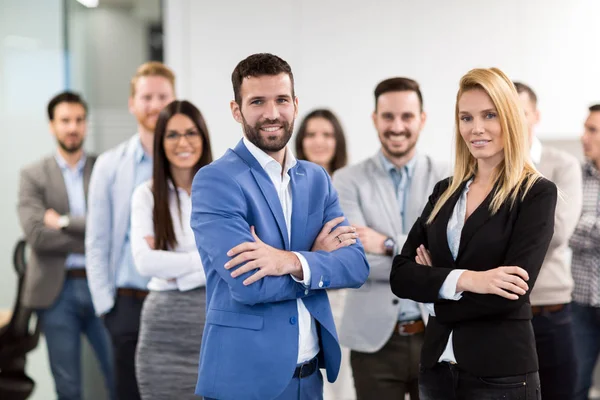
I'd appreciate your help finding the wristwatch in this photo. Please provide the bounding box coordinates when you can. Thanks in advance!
[57,215,70,230]
[384,237,396,257]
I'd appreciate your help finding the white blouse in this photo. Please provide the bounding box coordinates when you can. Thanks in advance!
[131,180,206,292]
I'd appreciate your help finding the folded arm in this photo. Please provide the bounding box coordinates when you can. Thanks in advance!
[18,168,84,254]
[434,180,558,324]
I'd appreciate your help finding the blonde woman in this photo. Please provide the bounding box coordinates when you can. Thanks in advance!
[390,68,557,399]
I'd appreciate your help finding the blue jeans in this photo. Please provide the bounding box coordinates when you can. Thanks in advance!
[531,303,577,400]
[572,302,600,400]
[38,277,115,400]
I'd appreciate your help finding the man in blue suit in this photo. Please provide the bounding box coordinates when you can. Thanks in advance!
[191,53,370,400]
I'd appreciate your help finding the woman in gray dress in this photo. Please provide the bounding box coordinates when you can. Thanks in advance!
[131,100,213,399]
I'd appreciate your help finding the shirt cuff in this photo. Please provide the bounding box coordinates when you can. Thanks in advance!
[291,252,311,287]
[424,303,436,317]
[439,269,466,300]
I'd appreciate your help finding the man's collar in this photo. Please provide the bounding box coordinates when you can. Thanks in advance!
[242,137,297,173]
[378,150,417,178]
[55,151,86,171]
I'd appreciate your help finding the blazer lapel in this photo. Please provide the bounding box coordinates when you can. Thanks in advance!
[457,184,495,258]
[370,156,403,232]
[289,162,308,250]
[83,156,94,204]
[433,180,467,267]
[232,140,290,250]
[407,155,431,225]
[47,158,70,214]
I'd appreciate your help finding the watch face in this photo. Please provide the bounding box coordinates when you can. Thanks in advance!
[384,238,395,249]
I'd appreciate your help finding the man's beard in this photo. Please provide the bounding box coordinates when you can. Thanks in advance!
[241,113,294,153]
[57,135,84,154]
[381,130,417,158]
[140,113,159,133]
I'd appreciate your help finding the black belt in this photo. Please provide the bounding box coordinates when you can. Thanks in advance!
[293,356,318,379]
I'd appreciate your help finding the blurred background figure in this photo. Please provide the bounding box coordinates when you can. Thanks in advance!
[295,108,353,400]
[131,100,213,399]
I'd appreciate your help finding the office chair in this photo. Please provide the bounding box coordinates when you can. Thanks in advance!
[0,239,41,400]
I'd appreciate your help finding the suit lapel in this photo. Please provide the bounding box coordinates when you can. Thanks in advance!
[456,184,495,258]
[47,157,70,214]
[289,163,308,250]
[370,156,403,231]
[232,140,290,250]
[407,155,430,225]
[83,156,94,204]
[433,180,466,267]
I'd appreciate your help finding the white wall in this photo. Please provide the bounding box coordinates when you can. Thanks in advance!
[164,0,600,165]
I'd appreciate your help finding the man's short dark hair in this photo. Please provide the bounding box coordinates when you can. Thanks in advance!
[513,81,538,107]
[231,53,294,105]
[590,104,600,112]
[47,91,88,120]
[374,77,423,112]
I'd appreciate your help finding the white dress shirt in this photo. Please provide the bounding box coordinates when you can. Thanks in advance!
[130,180,206,292]
[243,138,320,363]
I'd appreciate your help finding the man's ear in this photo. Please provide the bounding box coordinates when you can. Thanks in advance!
[230,100,243,123]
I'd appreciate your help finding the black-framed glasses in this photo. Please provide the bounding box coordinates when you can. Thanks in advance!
[164,130,201,144]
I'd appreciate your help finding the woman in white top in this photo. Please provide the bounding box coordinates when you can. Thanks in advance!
[131,100,213,400]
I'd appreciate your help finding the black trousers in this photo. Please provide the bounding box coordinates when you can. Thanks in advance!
[531,303,577,400]
[103,294,144,400]
[419,362,540,400]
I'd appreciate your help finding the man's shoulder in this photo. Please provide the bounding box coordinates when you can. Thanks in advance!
[333,157,376,182]
[415,153,449,179]
[20,155,55,178]
[95,137,135,169]
[541,145,580,169]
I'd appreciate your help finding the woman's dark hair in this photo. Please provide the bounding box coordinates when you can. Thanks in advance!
[295,109,348,174]
[152,100,213,250]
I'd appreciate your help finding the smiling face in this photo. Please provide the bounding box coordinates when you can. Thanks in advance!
[129,75,175,134]
[372,90,426,161]
[301,116,337,169]
[458,88,504,167]
[162,113,203,171]
[230,73,298,155]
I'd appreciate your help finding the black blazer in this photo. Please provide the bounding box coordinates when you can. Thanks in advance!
[390,176,557,377]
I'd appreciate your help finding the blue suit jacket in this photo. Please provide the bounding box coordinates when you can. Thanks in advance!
[191,140,369,400]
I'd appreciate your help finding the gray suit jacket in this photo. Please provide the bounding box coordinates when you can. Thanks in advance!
[530,145,582,305]
[17,155,96,308]
[333,152,447,352]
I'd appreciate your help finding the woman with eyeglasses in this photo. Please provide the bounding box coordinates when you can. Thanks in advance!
[131,100,213,399]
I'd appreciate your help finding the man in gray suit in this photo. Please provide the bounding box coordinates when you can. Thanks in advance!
[17,92,114,400]
[515,82,582,400]
[333,77,446,400]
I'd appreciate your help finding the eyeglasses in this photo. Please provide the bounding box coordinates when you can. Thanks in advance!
[164,130,201,144]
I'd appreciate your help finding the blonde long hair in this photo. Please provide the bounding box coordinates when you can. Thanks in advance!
[427,68,541,224]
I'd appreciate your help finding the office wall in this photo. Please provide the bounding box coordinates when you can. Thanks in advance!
[164,0,600,164]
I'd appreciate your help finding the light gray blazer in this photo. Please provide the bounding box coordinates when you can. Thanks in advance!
[333,152,447,353]
[18,155,96,308]
[85,135,142,316]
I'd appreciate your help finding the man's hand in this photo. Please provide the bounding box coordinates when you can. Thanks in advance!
[312,216,357,252]
[44,209,61,230]
[355,225,387,255]
[457,266,530,300]
[225,227,303,286]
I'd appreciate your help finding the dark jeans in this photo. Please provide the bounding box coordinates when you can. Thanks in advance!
[531,303,577,400]
[350,331,423,400]
[103,294,144,400]
[572,302,600,400]
[419,362,541,400]
[37,277,115,400]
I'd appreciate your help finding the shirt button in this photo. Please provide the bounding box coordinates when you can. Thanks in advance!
[290,316,297,325]
[304,289,309,295]
[392,299,399,305]
[318,281,324,288]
